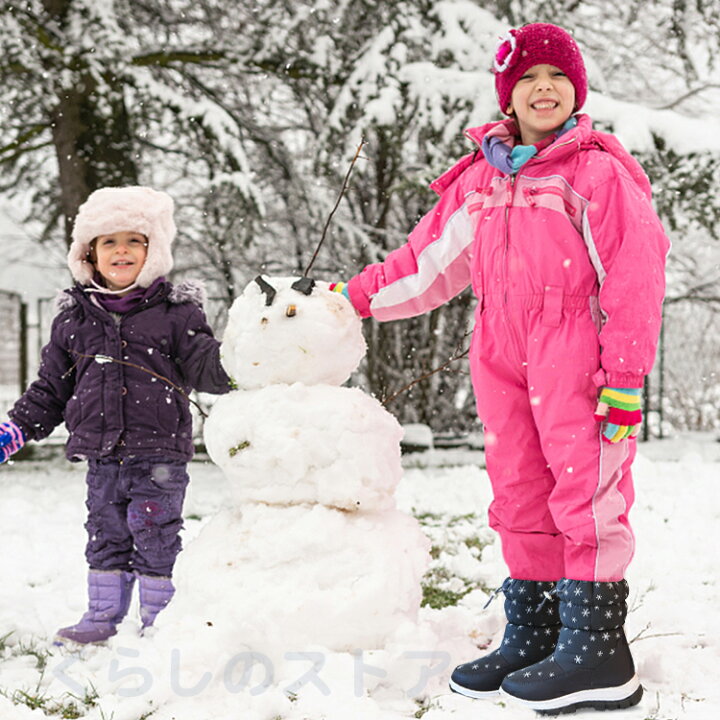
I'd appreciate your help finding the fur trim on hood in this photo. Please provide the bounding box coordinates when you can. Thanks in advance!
[169,279,207,307]
[68,186,176,288]
[54,289,77,313]
[54,279,206,314]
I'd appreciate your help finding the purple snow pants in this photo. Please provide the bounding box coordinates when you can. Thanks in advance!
[84,458,190,577]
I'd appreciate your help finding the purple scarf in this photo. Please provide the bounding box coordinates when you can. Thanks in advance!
[89,277,166,314]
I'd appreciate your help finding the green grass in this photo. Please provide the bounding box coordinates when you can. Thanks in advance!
[421,583,471,609]
[414,697,439,717]
[414,511,493,609]
[5,686,89,718]
[16,638,52,671]
[0,644,111,719]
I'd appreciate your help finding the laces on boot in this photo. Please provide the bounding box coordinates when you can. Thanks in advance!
[482,584,504,610]
[535,587,558,613]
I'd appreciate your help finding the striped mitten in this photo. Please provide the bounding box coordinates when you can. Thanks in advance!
[0,421,26,464]
[594,387,642,443]
[329,282,350,300]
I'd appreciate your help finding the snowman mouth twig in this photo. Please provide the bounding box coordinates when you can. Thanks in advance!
[303,137,366,277]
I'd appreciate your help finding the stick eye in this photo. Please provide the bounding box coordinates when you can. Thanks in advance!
[291,277,315,295]
[254,276,277,306]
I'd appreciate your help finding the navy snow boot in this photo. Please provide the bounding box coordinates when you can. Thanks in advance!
[500,579,642,714]
[449,578,560,699]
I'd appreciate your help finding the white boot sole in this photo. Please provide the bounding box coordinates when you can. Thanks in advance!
[499,674,642,713]
[448,679,500,699]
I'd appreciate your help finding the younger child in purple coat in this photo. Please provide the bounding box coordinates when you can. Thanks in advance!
[0,186,232,644]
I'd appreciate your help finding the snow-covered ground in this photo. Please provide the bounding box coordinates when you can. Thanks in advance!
[1,433,718,719]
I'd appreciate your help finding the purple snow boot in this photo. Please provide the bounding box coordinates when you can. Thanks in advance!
[55,569,135,645]
[138,574,175,630]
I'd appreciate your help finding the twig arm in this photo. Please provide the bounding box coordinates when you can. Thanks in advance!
[304,137,366,276]
[64,351,208,417]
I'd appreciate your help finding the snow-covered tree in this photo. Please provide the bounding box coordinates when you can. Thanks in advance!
[0,0,260,243]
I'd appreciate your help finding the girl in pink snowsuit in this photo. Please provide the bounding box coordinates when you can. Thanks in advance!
[333,23,668,715]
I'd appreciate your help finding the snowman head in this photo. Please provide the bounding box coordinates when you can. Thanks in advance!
[221,276,367,388]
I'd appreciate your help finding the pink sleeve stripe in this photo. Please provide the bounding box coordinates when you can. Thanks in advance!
[368,204,474,317]
[371,250,474,321]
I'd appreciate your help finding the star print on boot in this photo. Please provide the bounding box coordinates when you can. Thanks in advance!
[449,579,560,699]
[500,579,642,714]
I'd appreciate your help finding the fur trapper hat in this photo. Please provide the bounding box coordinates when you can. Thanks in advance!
[494,23,587,116]
[68,186,176,287]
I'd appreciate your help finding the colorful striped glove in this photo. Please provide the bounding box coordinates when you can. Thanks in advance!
[329,281,350,300]
[594,387,642,443]
[0,421,26,464]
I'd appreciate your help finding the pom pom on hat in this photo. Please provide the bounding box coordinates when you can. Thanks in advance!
[68,186,176,287]
[493,23,587,116]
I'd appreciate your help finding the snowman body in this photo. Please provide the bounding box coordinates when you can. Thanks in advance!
[169,276,429,653]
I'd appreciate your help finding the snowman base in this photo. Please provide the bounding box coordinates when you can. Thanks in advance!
[166,502,429,655]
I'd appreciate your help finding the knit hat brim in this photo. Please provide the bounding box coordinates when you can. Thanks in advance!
[493,24,588,116]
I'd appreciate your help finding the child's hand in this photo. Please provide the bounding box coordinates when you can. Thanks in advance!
[0,421,26,464]
[329,282,350,300]
[593,387,642,443]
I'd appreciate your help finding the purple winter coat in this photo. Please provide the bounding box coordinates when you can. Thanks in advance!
[10,279,231,462]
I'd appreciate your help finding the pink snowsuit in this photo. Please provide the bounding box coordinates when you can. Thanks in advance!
[346,114,669,583]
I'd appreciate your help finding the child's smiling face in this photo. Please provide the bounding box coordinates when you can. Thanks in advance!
[506,63,576,145]
[93,231,148,291]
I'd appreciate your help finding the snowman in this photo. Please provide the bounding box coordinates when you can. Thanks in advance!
[161,276,430,662]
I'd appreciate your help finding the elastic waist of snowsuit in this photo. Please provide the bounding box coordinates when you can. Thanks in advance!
[477,289,600,328]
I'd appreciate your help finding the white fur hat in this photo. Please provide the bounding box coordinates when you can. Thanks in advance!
[68,186,176,287]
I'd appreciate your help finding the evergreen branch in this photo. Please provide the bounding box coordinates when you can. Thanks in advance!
[304,138,366,276]
[382,331,472,407]
[132,50,321,79]
[247,56,324,81]
[0,141,54,164]
[132,49,228,67]
[0,60,36,75]
[0,124,50,156]
[10,5,64,53]
[62,351,208,417]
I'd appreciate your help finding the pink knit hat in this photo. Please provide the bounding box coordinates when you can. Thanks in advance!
[493,23,587,115]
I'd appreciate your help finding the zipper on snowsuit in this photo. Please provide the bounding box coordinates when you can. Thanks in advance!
[501,173,528,366]
[503,173,516,307]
